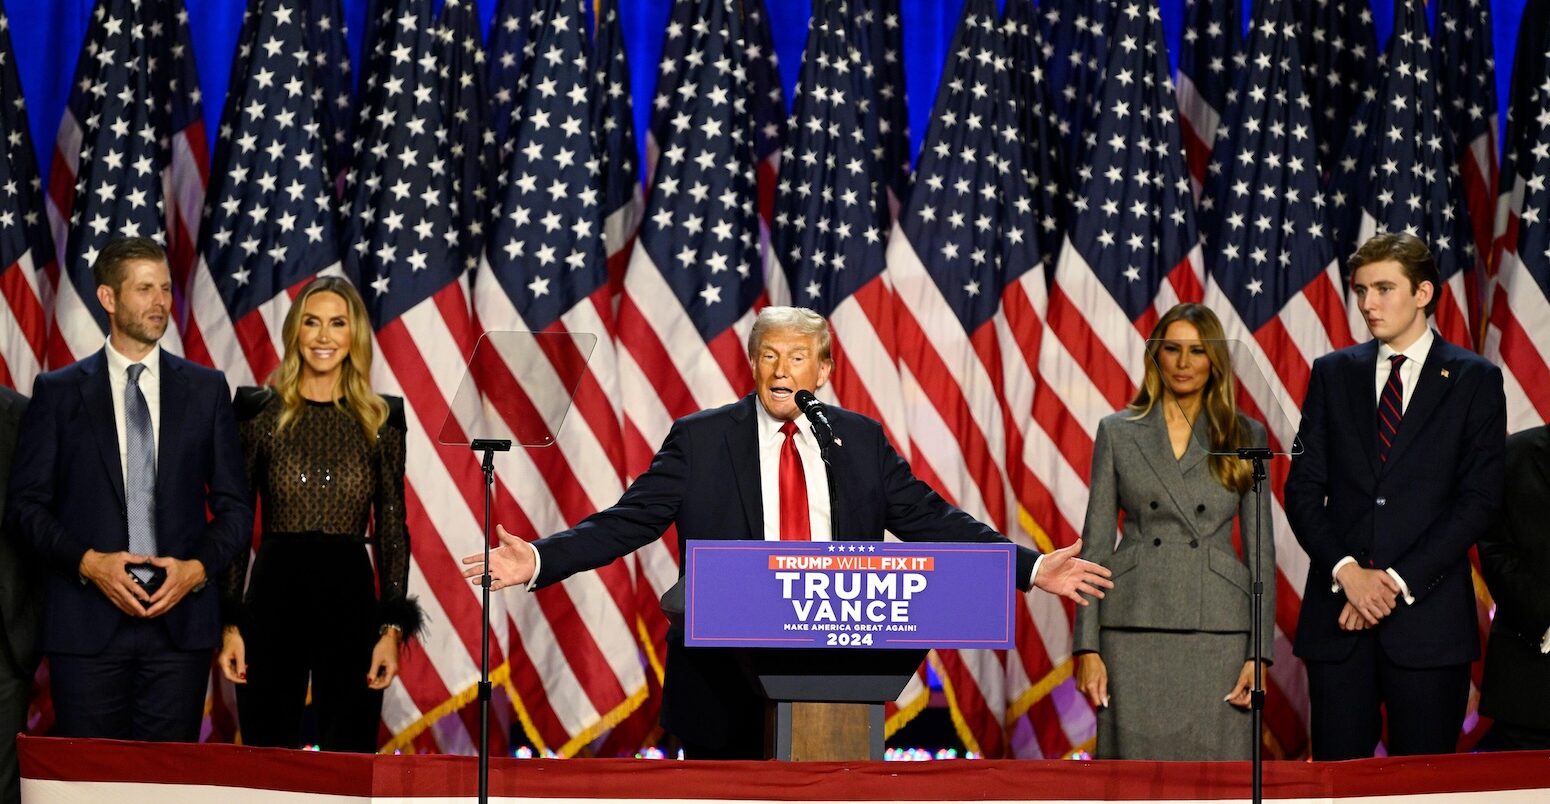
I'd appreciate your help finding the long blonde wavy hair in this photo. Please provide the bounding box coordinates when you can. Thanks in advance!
[1127,303,1252,493]
[269,276,388,440]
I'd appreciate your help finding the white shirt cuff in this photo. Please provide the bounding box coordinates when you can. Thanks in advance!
[1541,626,1550,654]
[1029,552,1046,589]
[524,541,542,592]
[1330,556,1358,593]
[1385,567,1415,605]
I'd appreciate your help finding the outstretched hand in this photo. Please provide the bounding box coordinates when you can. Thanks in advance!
[461,524,536,591]
[1033,539,1113,605]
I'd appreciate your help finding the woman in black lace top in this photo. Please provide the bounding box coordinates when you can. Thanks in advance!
[216,276,422,752]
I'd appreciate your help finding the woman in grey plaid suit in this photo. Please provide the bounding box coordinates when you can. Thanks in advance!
[1072,303,1274,760]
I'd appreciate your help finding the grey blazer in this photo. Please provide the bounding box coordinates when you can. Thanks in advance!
[1073,405,1275,661]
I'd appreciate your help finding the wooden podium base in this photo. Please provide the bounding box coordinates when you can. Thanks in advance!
[774,702,884,761]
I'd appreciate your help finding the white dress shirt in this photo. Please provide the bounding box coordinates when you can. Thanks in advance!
[104,339,162,482]
[755,404,833,542]
[1331,329,1436,605]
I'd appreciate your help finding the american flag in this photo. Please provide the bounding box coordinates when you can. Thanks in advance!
[436,0,492,279]
[1196,0,1355,760]
[487,0,533,159]
[1038,0,1112,190]
[745,0,788,307]
[1176,0,1240,198]
[1436,0,1499,342]
[341,0,496,756]
[1004,0,1067,278]
[45,0,207,367]
[303,0,353,193]
[183,0,341,390]
[1325,0,1475,348]
[0,5,50,392]
[885,0,1080,759]
[1291,0,1377,179]
[472,0,648,757]
[584,0,663,758]
[768,0,928,734]
[613,0,764,749]
[1486,6,1550,433]
[856,0,910,216]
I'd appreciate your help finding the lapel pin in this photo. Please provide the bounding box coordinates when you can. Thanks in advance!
[1440,369,1450,379]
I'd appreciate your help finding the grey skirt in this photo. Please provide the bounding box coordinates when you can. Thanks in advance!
[1095,628,1254,760]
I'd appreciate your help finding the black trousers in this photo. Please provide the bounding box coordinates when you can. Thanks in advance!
[237,537,382,752]
[49,618,208,742]
[1306,634,1470,760]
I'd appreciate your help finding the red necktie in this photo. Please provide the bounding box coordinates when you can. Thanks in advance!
[1377,354,1406,463]
[779,421,811,541]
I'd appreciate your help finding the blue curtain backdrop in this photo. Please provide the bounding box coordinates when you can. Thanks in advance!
[6,0,1532,197]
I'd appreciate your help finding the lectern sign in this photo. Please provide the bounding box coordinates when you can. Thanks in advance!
[683,541,1017,649]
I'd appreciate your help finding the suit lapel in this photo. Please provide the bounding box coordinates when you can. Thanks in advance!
[79,352,127,509]
[1383,335,1453,471]
[726,396,763,540]
[156,352,189,502]
[1344,341,1380,477]
[1131,408,1208,538]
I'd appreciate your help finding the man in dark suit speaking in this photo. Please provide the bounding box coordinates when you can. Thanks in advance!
[1287,232,1506,760]
[6,237,251,741]
[464,306,1113,758]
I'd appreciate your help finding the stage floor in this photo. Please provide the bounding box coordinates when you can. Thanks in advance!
[19,735,1550,803]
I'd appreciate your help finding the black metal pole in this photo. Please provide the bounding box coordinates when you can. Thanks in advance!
[471,439,510,804]
[1239,447,1272,804]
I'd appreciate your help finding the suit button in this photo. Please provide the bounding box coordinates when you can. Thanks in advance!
[1153,538,1162,547]
[1376,497,1387,507]
[1189,540,1199,548]
[1195,504,1206,513]
[1150,501,1159,510]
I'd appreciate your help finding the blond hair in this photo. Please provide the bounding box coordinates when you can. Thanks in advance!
[746,306,832,361]
[269,276,389,440]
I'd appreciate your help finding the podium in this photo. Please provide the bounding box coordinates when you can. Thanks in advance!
[741,647,925,760]
[679,540,1019,761]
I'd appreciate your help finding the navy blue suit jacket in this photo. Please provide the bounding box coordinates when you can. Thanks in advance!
[1286,334,1505,668]
[6,349,252,655]
[532,394,1038,746]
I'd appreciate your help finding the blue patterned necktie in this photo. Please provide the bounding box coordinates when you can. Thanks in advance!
[1377,355,1406,463]
[125,363,157,580]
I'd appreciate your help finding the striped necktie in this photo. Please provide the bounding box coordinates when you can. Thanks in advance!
[1377,354,1406,463]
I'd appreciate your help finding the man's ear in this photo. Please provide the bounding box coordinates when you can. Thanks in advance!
[1414,279,1435,311]
[815,358,834,389]
[95,284,116,315]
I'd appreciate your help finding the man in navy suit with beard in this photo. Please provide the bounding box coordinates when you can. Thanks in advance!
[7,237,251,742]
[463,306,1114,759]
[1287,232,1505,760]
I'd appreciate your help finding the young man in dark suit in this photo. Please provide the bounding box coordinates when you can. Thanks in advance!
[1286,232,1506,760]
[463,306,1113,758]
[1478,423,1550,751]
[6,237,251,741]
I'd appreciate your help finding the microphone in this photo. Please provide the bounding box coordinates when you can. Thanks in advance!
[794,390,841,447]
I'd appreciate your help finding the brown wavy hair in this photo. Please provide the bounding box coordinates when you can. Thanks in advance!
[1127,303,1251,493]
[269,276,388,440]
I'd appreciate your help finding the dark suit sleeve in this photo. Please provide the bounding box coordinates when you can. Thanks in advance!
[531,416,689,588]
[1285,357,1345,573]
[1479,431,1550,634]
[1390,365,1506,601]
[5,376,90,575]
[192,376,254,576]
[872,423,1040,591]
